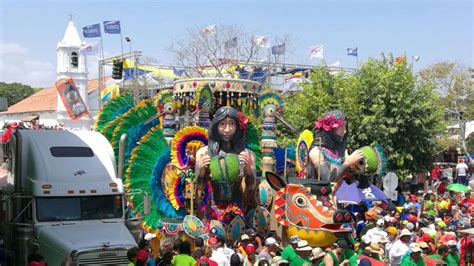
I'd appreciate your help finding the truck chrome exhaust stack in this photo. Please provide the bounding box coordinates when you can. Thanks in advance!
[118,134,127,180]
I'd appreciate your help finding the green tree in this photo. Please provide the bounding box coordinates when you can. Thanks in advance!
[0,82,37,106]
[278,58,445,176]
[418,62,474,157]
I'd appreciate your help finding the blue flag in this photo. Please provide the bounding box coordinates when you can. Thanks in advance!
[347,47,358,56]
[83,24,101,38]
[104,21,121,34]
[271,44,285,55]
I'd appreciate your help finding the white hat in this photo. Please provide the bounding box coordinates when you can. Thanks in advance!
[400,229,412,237]
[296,240,312,251]
[377,219,385,226]
[241,234,250,241]
[409,243,422,253]
[272,256,289,265]
[406,223,415,231]
[361,235,372,244]
[144,233,156,241]
[265,237,278,247]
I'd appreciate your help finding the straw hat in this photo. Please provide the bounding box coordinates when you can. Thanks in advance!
[310,247,326,260]
[272,256,289,265]
[365,242,384,256]
[419,242,429,249]
[400,229,412,237]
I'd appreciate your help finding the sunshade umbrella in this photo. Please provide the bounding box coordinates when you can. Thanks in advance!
[336,181,389,204]
[446,183,470,192]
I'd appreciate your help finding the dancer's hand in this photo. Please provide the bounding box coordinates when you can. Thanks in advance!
[238,150,253,176]
[344,150,364,167]
[196,153,210,177]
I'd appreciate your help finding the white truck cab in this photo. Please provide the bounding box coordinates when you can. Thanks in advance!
[0,130,137,265]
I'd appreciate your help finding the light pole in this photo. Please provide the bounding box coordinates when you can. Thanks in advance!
[411,55,420,73]
[125,37,132,54]
[445,105,471,161]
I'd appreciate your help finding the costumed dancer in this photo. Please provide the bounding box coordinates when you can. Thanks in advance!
[308,110,364,184]
[195,106,257,224]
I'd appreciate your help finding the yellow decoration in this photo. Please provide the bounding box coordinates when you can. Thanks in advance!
[295,130,314,175]
[286,225,337,247]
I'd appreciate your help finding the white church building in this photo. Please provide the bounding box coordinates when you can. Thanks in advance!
[0,20,106,130]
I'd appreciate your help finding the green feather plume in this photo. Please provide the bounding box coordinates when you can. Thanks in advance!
[246,119,262,171]
[111,99,159,174]
[95,95,134,132]
[102,118,124,144]
[125,125,184,230]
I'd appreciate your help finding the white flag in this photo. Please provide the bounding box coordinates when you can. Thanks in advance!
[202,25,216,36]
[253,35,271,48]
[413,56,420,62]
[79,42,100,55]
[308,45,324,59]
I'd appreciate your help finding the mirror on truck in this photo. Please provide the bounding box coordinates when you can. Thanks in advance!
[143,195,150,216]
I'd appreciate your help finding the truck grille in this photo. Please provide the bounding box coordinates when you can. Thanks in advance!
[77,255,129,265]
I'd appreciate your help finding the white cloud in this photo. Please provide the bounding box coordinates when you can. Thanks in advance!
[0,41,56,88]
[0,42,28,55]
[0,40,119,88]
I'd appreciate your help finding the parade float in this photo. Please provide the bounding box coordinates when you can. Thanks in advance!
[94,77,386,247]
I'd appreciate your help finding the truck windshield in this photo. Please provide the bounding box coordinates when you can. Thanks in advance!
[36,195,123,222]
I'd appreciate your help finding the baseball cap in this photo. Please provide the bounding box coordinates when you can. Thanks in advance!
[386,226,397,235]
[240,234,250,241]
[289,235,301,244]
[359,258,372,266]
[264,237,278,247]
[245,244,256,253]
[144,233,156,241]
[447,240,457,247]
[406,222,415,231]
[376,219,385,227]
[335,240,349,249]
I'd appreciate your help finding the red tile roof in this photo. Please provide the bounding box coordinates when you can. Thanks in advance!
[1,78,109,115]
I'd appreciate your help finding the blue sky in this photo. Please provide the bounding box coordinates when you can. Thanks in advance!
[0,0,472,87]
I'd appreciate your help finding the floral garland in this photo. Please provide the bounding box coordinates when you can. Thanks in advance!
[314,115,345,132]
[237,112,248,131]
